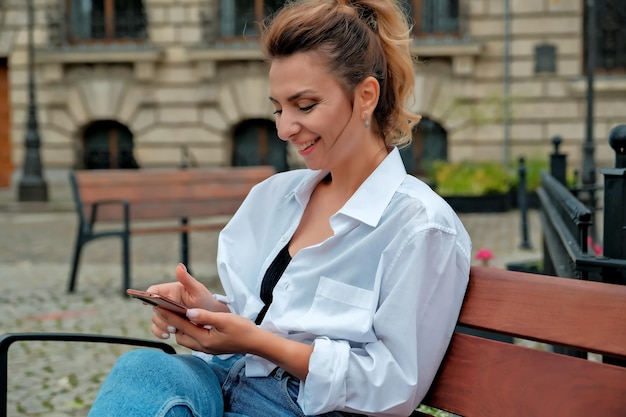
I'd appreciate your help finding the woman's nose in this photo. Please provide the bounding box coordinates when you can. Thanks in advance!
[276,112,300,141]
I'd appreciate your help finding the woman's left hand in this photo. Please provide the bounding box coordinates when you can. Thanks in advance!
[152,307,260,355]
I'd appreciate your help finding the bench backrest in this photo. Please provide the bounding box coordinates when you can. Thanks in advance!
[70,166,275,222]
[419,266,626,417]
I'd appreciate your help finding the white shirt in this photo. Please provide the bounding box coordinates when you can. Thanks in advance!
[209,148,471,416]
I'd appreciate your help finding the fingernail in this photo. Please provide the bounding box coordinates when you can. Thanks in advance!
[179,263,187,272]
[186,309,199,319]
[161,333,170,339]
[167,326,177,334]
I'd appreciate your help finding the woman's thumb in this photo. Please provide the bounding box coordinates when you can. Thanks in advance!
[176,263,202,292]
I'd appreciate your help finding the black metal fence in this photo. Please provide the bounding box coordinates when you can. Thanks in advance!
[539,124,626,285]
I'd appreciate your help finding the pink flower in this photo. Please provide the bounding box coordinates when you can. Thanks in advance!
[586,236,603,256]
[475,248,494,267]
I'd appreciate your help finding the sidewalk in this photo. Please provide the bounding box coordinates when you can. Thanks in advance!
[0,183,542,416]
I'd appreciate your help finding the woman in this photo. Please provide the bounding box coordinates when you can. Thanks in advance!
[88,1,471,416]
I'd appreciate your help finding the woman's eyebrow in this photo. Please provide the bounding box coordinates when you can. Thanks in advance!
[269,90,317,104]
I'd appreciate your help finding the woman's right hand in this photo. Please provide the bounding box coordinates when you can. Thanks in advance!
[146,263,217,312]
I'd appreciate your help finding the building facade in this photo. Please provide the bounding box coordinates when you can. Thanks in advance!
[0,0,624,188]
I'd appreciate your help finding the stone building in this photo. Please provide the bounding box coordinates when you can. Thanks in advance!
[0,0,624,189]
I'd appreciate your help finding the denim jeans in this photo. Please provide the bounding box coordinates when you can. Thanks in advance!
[87,350,365,417]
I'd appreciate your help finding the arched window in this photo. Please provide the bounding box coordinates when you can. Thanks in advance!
[67,0,147,43]
[232,119,288,172]
[83,121,138,170]
[400,117,448,176]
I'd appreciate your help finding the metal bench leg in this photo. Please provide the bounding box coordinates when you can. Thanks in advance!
[181,218,190,274]
[68,233,85,293]
[122,233,131,295]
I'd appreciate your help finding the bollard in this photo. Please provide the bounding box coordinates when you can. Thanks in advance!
[518,156,531,249]
[600,124,626,367]
[602,125,626,263]
[549,135,567,186]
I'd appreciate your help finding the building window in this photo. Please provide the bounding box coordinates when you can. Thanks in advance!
[400,117,448,176]
[233,119,288,172]
[219,0,286,39]
[66,0,147,43]
[586,0,626,74]
[401,0,459,38]
[83,121,139,170]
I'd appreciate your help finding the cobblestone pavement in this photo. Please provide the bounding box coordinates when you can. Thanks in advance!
[0,182,542,416]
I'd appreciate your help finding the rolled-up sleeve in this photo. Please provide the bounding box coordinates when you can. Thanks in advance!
[298,225,470,416]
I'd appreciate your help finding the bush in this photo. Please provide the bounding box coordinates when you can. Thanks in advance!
[431,160,515,197]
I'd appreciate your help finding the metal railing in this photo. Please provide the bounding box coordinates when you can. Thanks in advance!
[540,125,626,284]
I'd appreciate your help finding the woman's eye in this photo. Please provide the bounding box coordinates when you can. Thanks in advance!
[273,109,282,115]
[299,103,316,112]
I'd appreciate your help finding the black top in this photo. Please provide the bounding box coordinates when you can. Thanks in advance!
[255,243,292,325]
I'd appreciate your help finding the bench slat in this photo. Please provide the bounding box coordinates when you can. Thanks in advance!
[423,333,626,417]
[458,266,626,359]
[74,166,274,185]
[73,166,275,222]
[87,200,246,221]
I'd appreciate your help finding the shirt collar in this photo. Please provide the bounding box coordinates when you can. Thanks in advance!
[339,147,406,227]
[292,147,407,228]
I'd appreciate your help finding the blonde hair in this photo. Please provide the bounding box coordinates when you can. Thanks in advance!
[261,0,420,147]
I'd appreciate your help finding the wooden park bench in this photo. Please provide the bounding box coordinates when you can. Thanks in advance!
[2,266,625,416]
[68,166,275,294]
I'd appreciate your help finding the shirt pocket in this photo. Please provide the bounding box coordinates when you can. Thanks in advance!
[297,276,376,342]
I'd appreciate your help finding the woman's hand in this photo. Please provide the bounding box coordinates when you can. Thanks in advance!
[147,264,229,340]
[151,307,259,355]
[146,264,223,312]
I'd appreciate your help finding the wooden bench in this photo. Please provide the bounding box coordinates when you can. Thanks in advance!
[68,166,275,294]
[2,267,625,416]
[413,266,626,416]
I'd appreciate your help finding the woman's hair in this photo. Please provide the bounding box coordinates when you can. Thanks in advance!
[261,0,421,147]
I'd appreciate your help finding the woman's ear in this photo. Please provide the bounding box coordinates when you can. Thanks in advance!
[357,76,380,115]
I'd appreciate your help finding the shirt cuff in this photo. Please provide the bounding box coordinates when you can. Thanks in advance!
[298,337,350,415]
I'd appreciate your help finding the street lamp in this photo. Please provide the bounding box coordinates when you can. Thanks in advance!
[17,0,48,202]
[581,0,596,199]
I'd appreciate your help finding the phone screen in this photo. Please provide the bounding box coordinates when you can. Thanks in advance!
[127,289,189,318]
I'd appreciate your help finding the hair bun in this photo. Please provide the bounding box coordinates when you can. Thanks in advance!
[340,1,378,32]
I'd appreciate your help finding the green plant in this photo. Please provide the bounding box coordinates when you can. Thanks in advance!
[431,160,514,197]
[521,158,547,192]
[417,405,450,416]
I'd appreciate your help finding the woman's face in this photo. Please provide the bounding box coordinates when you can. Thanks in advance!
[269,52,362,171]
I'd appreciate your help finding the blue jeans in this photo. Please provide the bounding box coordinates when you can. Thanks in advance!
[87,350,363,417]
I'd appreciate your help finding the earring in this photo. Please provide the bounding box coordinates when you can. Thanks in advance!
[364,112,370,128]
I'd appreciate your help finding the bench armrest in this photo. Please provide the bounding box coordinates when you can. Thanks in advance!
[89,199,130,229]
[0,332,176,415]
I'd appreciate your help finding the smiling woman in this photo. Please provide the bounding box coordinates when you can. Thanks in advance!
[87,2,471,416]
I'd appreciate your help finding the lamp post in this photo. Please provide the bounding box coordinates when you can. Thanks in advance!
[581,0,596,203]
[17,0,48,202]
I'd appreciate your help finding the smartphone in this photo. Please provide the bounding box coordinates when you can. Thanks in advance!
[127,289,189,318]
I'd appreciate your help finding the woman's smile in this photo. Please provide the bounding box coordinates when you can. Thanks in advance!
[297,138,321,154]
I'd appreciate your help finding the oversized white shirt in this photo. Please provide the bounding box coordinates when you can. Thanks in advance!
[206,148,471,416]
